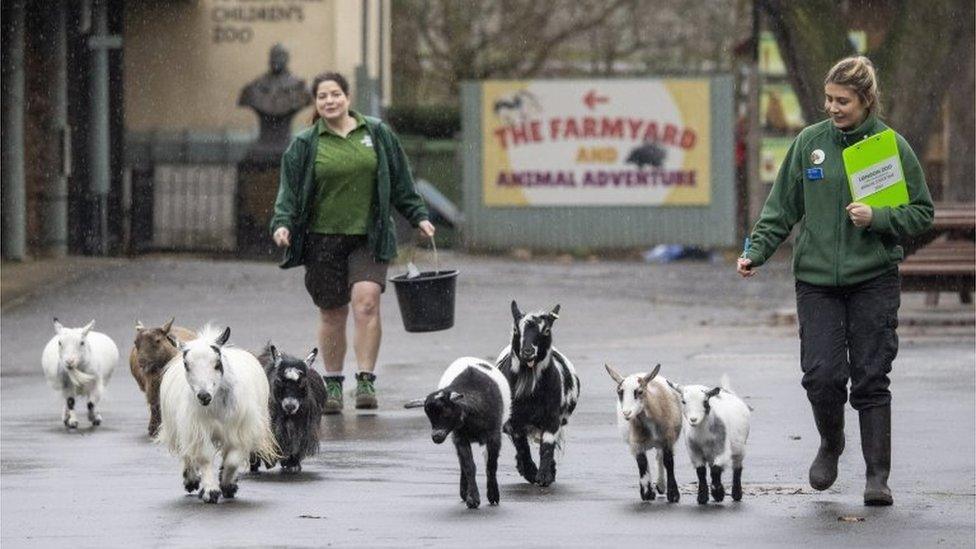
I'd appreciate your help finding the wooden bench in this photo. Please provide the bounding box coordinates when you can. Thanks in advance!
[899,203,975,305]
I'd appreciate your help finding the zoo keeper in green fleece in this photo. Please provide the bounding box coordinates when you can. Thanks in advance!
[737,56,933,507]
[270,71,435,415]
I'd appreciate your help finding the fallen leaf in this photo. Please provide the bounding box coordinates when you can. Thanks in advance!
[838,516,865,523]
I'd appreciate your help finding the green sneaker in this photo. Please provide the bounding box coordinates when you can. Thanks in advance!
[323,376,344,414]
[355,372,378,410]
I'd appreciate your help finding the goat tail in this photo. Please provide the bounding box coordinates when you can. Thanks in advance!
[65,367,97,388]
[720,373,733,393]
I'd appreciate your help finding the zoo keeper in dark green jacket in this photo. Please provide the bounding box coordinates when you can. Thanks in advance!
[738,57,933,507]
[270,71,435,414]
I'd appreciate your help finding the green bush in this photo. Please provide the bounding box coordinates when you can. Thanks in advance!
[384,104,461,139]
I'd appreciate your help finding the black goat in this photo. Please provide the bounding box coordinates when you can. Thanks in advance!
[405,357,511,509]
[496,301,580,487]
[250,343,325,474]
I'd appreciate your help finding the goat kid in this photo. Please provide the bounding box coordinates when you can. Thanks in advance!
[496,301,580,487]
[42,318,119,429]
[156,325,277,503]
[606,363,682,503]
[130,317,196,437]
[405,357,511,509]
[668,375,751,504]
[251,343,325,474]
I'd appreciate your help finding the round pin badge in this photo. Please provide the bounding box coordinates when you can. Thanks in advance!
[810,149,825,165]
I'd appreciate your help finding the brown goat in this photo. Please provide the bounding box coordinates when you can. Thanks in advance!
[130,318,196,437]
[606,363,683,503]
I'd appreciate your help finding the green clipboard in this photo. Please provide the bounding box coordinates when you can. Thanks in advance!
[842,128,910,207]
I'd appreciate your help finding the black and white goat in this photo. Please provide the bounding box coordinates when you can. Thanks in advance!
[495,301,580,487]
[405,357,511,509]
[668,375,751,504]
[251,343,326,474]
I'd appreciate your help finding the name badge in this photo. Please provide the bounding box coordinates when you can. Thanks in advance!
[805,167,824,181]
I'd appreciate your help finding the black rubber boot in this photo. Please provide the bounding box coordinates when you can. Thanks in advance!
[809,402,845,491]
[859,405,893,506]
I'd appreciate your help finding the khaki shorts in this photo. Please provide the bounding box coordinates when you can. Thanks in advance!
[303,234,388,310]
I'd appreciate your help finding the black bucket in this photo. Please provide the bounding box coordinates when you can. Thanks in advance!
[390,270,459,332]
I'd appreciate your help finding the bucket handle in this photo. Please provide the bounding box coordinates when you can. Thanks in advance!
[408,233,440,275]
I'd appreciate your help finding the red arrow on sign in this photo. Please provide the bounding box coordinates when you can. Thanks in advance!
[583,89,609,110]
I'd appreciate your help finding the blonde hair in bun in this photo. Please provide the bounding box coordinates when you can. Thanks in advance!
[825,56,882,115]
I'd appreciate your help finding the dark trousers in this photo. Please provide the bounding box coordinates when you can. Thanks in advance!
[795,269,900,411]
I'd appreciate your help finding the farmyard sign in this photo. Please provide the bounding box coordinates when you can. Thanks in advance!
[481,79,712,207]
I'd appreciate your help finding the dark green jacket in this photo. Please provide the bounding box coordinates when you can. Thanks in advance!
[270,114,429,268]
[745,114,934,286]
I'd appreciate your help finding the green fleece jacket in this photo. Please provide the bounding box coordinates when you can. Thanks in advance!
[745,114,934,286]
[270,113,429,268]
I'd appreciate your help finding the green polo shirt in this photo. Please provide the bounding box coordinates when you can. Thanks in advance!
[309,114,378,235]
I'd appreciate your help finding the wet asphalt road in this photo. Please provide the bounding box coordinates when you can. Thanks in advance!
[1,253,973,548]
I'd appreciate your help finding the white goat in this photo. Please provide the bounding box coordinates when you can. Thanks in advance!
[605,363,682,503]
[156,325,277,503]
[41,318,118,429]
[668,375,751,504]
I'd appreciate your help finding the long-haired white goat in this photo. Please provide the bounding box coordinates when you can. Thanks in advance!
[156,325,277,503]
[42,318,118,429]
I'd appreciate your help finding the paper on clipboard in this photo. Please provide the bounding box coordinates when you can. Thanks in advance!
[842,129,910,207]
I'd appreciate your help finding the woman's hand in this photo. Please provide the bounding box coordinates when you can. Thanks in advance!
[273,227,291,248]
[846,202,873,228]
[418,220,436,239]
[737,257,757,278]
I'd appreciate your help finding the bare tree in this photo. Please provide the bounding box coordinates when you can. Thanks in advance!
[759,0,975,160]
[403,0,629,97]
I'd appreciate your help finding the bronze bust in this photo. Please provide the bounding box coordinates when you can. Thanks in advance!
[238,44,311,157]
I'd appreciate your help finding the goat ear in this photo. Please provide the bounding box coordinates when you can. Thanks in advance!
[449,391,464,402]
[641,364,661,386]
[705,387,721,399]
[549,304,561,319]
[666,379,682,395]
[404,398,425,409]
[135,320,145,331]
[81,319,95,336]
[53,318,64,334]
[511,300,523,321]
[304,348,318,367]
[604,364,624,384]
[165,333,179,349]
[161,317,174,334]
[267,343,280,365]
[215,326,231,347]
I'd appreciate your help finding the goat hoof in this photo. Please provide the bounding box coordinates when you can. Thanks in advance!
[640,486,656,501]
[220,483,238,499]
[184,479,200,493]
[91,416,102,427]
[202,489,221,504]
[465,495,481,509]
[282,463,302,474]
[732,486,742,502]
[65,419,78,429]
[698,491,709,505]
[535,471,554,487]
[655,483,666,495]
[711,485,725,502]
[667,488,680,503]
